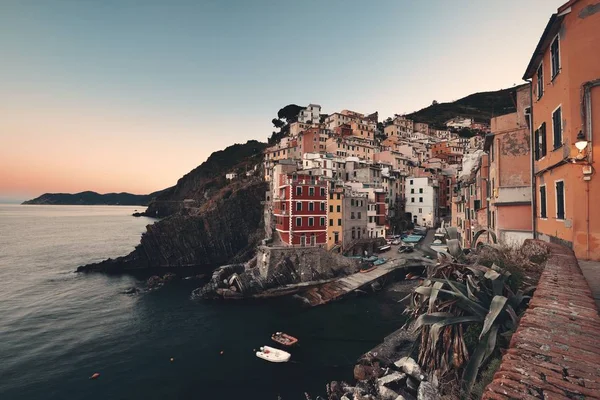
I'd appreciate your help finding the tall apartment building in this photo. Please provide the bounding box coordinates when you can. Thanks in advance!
[405,177,439,227]
[273,174,328,247]
[523,0,600,260]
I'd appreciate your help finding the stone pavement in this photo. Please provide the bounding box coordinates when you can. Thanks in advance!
[579,260,600,311]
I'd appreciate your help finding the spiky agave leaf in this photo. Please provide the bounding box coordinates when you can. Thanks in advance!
[479,295,507,340]
[462,325,499,395]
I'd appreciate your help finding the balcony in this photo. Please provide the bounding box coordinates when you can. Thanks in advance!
[494,186,531,205]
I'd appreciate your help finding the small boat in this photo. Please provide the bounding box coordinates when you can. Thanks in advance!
[373,258,386,266]
[256,345,291,363]
[378,245,391,252]
[360,265,378,273]
[271,332,298,346]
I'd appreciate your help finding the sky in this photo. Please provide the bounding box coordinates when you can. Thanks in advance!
[0,0,566,202]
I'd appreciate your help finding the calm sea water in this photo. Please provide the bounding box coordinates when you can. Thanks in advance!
[0,205,406,400]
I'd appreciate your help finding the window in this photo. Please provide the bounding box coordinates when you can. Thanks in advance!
[410,180,413,185]
[329,193,333,200]
[555,181,565,220]
[336,194,341,200]
[535,123,547,160]
[296,202,302,211]
[329,218,333,226]
[309,187,315,196]
[351,212,355,219]
[296,186,302,196]
[419,188,423,194]
[351,199,355,206]
[552,107,562,149]
[308,217,314,227]
[320,217,325,226]
[329,205,333,213]
[411,197,415,203]
[411,188,414,194]
[296,218,302,227]
[337,219,342,226]
[351,228,356,239]
[309,202,314,211]
[418,208,422,214]
[550,35,560,79]
[336,205,341,212]
[539,185,547,218]
[357,212,361,219]
[320,188,325,197]
[536,63,544,99]
[321,202,325,211]
[419,197,423,203]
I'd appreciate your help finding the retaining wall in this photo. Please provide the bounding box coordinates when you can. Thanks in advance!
[483,240,600,399]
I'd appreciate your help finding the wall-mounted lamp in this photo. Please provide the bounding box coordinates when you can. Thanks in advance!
[575,130,589,152]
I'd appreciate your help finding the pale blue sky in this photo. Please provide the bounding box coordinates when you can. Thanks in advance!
[0,0,564,200]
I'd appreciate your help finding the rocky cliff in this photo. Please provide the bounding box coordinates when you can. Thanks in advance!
[77,140,268,273]
[78,180,267,272]
[142,140,267,218]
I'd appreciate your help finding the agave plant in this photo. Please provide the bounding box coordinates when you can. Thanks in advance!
[403,260,531,395]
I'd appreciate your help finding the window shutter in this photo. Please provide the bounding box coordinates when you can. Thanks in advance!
[534,128,540,160]
[541,123,547,157]
[540,186,547,218]
[556,181,565,219]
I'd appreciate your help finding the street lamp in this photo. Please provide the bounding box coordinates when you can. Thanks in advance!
[575,130,589,152]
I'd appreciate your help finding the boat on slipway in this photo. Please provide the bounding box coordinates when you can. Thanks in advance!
[255,346,291,363]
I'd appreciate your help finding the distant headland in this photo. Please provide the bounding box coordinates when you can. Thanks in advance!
[22,191,163,206]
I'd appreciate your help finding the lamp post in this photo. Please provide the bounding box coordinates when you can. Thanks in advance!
[575,130,589,152]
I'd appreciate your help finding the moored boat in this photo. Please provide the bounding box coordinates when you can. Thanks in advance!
[255,345,291,363]
[360,265,378,273]
[271,332,298,346]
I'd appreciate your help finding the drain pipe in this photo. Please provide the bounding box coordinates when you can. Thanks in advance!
[526,79,537,239]
[582,79,599,259]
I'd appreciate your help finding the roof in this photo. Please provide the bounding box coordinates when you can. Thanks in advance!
[522,13,564,80]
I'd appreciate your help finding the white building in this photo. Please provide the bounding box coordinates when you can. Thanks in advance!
[225,172,238,180]
[405,177,439,227]
[445,117,473,129]
[298,104,321,124]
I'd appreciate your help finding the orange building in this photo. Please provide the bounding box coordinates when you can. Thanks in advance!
[523,0,600,260]
[485,84,533,245]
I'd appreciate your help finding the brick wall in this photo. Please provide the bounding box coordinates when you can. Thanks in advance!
[483,240,600,399]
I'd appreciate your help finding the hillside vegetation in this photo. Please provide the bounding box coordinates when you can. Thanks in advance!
[406,84,527,128]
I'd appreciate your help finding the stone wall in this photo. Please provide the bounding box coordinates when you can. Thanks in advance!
[483,240,600,399]
[256,245,358,281]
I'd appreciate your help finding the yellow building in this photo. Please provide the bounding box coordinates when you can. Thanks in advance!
[327,187,344,251]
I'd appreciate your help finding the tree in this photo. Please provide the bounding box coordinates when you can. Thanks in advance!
[458,127,476,138]
[277,104,304,123]
[272,118,285,129]
[432,100,439,105]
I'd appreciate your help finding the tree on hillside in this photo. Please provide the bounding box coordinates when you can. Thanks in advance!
[268,104,305,144]
[458,127,477,138]
[277,104,304,123]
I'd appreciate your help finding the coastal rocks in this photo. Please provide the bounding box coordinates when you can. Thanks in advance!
[394,357,425,381]
[77,181,267,273]
[123,286,140,295]
[147,273,179,289]
[354,364,384,381]
[192,247,359,300]
[416,382,440,400]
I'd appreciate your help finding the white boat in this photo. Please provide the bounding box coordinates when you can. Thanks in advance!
[255,345,291,363]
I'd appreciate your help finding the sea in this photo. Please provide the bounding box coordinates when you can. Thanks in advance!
[0,204,407,400]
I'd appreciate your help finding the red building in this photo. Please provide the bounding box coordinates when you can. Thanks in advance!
[274,173,328,246]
